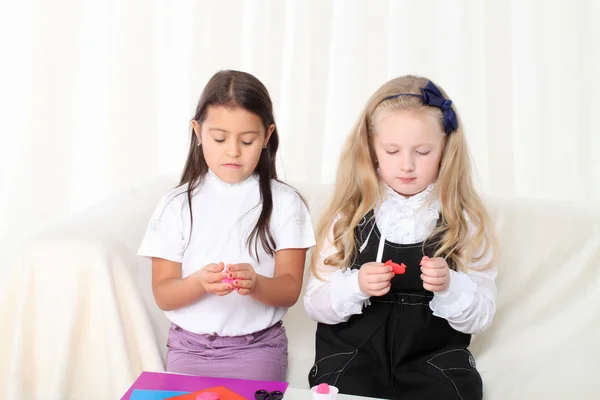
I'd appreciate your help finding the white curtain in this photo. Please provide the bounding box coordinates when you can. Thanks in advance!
[1,0,599,264]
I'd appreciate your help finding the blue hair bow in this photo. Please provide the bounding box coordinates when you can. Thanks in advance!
[421,81,458,134]
[381,81,458,134]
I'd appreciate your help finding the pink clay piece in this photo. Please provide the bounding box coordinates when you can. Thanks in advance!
[316,383,330,394]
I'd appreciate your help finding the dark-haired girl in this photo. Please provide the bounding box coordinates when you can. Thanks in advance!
[138,70,315,381]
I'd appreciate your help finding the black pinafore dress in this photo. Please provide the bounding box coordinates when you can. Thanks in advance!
[308,211,483,400]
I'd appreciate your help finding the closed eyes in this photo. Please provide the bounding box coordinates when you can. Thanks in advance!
[213,138,254,146]
[385,150,431,155]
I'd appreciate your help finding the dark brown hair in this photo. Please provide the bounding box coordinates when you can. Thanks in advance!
[180,70,280,259]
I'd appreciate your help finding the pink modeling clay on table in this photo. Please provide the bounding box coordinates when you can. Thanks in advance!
[384,259,406,275]
[310,383,339,399]
[316,383,330,394]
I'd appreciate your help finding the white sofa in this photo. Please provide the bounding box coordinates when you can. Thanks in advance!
[1,176,599,400]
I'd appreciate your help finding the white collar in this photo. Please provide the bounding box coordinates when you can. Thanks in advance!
[206,169,258,189]
[380,183,436,210]
[360,182,440,262]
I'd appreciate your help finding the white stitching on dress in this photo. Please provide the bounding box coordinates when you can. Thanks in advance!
[444,367,482,380]
[427,348,472,362]
[372,301,430,306]
[313,351,356,365]
[426,356,463,400]
[426,348,482,399]
[312,351,358,384]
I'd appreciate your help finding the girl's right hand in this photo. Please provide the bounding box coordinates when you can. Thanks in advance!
[193,262,234,296]
[358,262,394,297]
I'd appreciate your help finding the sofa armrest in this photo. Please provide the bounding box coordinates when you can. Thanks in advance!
[0,176,178,399]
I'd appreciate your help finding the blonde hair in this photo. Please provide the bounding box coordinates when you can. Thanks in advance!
[312,75,498,277]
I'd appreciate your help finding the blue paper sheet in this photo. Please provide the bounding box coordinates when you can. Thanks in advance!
[130,389,190,400]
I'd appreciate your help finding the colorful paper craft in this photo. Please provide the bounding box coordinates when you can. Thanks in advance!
[120,371,288,400]
[166,386,245,400]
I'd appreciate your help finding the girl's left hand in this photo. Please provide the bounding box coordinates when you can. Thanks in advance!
[420,256,450,292]
[226,263,258,295]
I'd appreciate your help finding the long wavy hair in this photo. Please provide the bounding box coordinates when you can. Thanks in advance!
[180,70,280,259]
[312,75,498,276]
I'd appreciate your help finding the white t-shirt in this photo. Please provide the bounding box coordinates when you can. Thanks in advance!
[138,170,315,336]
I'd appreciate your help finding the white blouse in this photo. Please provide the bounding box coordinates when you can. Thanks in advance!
[303,184,497,335]
[138,170,315,336]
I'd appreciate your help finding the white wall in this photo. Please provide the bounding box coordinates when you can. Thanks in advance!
[1,0,599,268]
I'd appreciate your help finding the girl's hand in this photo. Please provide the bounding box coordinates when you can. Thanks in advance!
[226,263,258,295]
[193,262,234,296]
[358,262,394,297]
[420,256,450,292]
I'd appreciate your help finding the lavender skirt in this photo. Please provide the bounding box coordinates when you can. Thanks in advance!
[166,321,288,381]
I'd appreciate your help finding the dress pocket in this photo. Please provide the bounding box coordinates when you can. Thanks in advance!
[427,348,483,400]
[308,350,358,387]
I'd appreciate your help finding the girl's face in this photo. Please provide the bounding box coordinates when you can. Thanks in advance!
[192,105,274,184]
[373,109,445,197]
